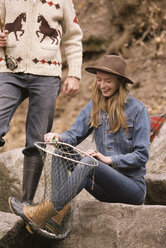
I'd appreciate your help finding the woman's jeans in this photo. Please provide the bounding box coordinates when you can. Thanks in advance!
[51,155,146,211]
[0,72,61,155]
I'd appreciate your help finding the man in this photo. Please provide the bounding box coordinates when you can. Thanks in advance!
[0,0,83,205]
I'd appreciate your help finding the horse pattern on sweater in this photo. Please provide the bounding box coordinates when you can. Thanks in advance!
[36,15,61,44]
[5,13,26,41]
[5,13,62,45]
[0,0,83,78]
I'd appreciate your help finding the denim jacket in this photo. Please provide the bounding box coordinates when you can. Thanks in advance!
[61,95,151,177]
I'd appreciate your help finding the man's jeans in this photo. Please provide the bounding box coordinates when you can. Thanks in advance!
[0,72,61,155]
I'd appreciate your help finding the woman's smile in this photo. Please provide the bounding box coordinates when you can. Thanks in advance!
[101,88,112,96]
[96,71,119,97]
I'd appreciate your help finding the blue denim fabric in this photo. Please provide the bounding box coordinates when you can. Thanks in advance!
[51,156,146,211]
[51,156,93,210]
[51,147,82,207]
[61,95,151,177]
[80,159,146,205]
[0,72,61,155]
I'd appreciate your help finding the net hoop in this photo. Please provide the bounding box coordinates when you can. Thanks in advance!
[34,141,98,167]
[32,141,98,240]
[28,223,72,240]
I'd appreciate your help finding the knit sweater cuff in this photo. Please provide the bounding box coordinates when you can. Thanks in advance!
[68,61,82,80]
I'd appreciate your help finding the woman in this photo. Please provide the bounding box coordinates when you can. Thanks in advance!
[9,55,151,230]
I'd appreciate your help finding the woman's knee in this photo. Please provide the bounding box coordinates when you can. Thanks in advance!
[81,156,96,166]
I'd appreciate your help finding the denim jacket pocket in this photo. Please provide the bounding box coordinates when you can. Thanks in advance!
[116,119,134,153]
[125,119,134,141]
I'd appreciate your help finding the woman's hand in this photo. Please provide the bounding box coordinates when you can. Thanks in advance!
[0,30,9,47]
[86,149,112,165]
[44,132,61,142]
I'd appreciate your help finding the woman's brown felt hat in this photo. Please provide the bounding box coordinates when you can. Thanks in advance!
[85,55,134,84]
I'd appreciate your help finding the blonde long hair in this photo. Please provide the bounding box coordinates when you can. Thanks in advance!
[90,77,129,133]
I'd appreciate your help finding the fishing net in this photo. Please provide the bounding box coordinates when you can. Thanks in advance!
[32,141,98,240]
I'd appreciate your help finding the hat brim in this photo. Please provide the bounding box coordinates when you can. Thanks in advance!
[85,66,134,84]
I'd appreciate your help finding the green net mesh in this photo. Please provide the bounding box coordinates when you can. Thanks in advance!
[33,141,98,240]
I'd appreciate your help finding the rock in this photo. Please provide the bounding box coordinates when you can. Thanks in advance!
[0,219,55,248]
[0,124,166,247]
[145,122,166,205]
[146,122,166,175]
[0,212,20,239]
[0,148,23,212]
[74,0,112,52]
[145,174,166,204]
[1,201,166,248]
[56,201,166,248]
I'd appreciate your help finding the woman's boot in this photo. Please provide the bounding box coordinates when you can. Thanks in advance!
[9,197,58,228]
[24,199,58,228]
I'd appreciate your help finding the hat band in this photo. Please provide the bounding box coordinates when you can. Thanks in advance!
[98,66,125,77]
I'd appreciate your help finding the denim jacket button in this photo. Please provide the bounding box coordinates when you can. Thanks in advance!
[107,147,112,151]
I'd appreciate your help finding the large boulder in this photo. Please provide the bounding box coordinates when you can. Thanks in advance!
[0,124,166,247]
[0,200,166,248]
[56,201,166,248]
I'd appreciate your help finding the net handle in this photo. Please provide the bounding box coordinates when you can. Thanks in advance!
[34,141,98,167]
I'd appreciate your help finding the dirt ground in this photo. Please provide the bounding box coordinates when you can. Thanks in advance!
[0,0,166,153]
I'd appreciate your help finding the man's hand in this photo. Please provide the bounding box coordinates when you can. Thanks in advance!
[62,76,80,96]
[0,30,9,47]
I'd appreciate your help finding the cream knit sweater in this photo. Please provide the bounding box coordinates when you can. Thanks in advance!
[0,0,83,79]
